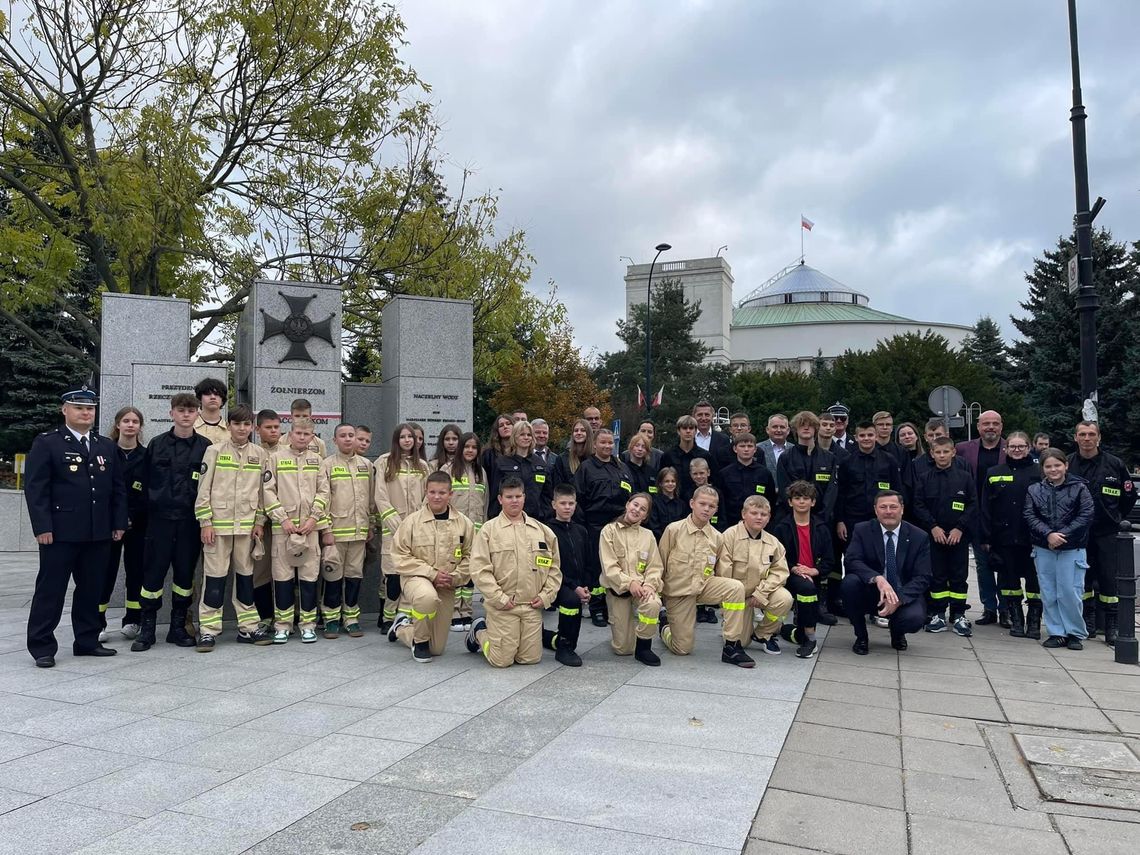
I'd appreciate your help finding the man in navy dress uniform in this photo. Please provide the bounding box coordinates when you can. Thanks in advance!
[24,385,128,667]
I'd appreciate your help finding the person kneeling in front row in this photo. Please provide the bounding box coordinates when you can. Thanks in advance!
[389,470,475,662]
[841,490,932,655]
[466,477,561,667]
[658,485,754,668]
[601,492,664,666]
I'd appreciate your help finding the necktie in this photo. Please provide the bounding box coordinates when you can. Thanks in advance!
[884,530,900,589]
[80,435,90,456]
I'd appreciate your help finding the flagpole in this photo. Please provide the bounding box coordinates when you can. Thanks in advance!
[800,215,804,262]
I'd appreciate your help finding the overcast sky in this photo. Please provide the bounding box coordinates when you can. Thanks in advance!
[396,0,1140,358]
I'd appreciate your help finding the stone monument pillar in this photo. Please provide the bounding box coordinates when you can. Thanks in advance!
[380,296,473,448]
[99,294,227,436]
[236,279,342,432]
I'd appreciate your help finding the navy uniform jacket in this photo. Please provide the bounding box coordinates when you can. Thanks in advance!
[25,429,128,542]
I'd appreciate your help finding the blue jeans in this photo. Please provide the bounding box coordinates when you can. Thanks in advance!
[973,538,997,611]
[1033,547,1088,639]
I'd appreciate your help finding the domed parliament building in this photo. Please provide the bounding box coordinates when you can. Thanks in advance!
[623,256,971,372]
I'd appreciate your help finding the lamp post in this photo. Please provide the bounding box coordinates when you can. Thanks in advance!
[644,242,671,415]
[1068,0,1101,412]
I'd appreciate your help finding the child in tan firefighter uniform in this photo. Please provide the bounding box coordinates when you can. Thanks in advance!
[443,432,487,632]
[193,405,271,650]
[387,471,475,662]
[260,417,329,643]
[374,423,429,633]
[716,495,792,654]
[319,423,374,638]
[658,485,754,668]
[252,409,283,630]
[466,476,561,667]
[601,492,664,666]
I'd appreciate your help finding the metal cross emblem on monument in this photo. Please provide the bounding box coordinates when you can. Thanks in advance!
[260,291,336,365]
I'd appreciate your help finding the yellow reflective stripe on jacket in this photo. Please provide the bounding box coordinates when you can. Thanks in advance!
[989,474,1013,483]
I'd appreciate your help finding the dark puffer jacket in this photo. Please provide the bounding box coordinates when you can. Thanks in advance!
[1023,474,1094,550]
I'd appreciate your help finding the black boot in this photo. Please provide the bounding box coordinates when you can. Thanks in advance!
[1083,598,1097,638]
[998,607,1012,629]
[589,594,608,627]
[253,583,274,624]
[131,610,157,652]
[165,608,196,647]
[1025,601,1042,640]
[635,636,661,666]
[1007,597,1025,638]
[816,600,838,626]
[1104,609,1119,647]
[976,609,998,625]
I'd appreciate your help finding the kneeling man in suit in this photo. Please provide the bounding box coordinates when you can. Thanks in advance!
[841,490,931,654]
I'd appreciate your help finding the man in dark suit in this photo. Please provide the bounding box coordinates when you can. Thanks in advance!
[692,401,731,472]
[24,385,128,667]
[840,490,931,654]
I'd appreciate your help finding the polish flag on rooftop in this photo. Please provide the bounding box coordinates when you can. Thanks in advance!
[801,215,815,231]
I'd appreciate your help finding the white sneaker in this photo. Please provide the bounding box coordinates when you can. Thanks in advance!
[873,616,890,628]
[952,616,973,637]
[98,629,110,643]
[301,628,318,643]
[120,624,140,640]
[273,629,290,644]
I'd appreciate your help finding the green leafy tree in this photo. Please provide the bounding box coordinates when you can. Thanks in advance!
[592,279,739,441]
[0,0,563,427]
[1009,229,1140,460]
[961,315,1014,394]
[821,331,1035,436]
[731,369,823,425]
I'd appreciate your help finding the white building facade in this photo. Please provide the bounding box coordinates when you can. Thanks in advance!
[624,256,971,372]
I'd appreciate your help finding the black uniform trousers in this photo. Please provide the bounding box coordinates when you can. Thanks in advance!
[841,574,925,642]
[542,585,584,651]
[927,540,970,618]
[993,544,1039,599]
[140,517,201,612]
[28,540,112,659]
[1084,532,1119,605]
[101,522,146,626]
[785,573,820,629]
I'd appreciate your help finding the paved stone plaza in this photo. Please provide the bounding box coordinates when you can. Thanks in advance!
[3,552,1140,854]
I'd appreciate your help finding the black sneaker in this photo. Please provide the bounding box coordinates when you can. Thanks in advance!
[1066,635,1084,651]
[1042,635,1067,648]
[412,641,432,663]
[590,611,608,627]
[237,627,273,646]
[388,613,411,644]
[975,610,998,625]
[555,647,583,667]
[763,637,781,655]
[722,640,755,669]
[466,617,486,654]
[795,638,818,659]
[195,633,215,653]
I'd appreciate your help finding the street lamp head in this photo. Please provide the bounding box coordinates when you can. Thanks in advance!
[655,243,672,252]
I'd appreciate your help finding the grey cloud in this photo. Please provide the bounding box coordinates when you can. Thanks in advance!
[398,0,1140,354]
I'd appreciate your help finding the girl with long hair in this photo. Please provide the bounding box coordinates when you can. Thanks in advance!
[443,432,487,631]
[101,407,147,641]
[374,423,429,632]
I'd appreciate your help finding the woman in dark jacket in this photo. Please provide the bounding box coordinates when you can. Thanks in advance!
[981,431,1041,639]
[103,406,148,640]
[1023,448,1095,650]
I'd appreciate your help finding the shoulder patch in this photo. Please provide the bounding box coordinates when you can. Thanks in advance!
[200,462,209,473]
[263,469,272,483]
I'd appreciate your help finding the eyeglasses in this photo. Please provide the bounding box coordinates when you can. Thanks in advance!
[833,416,848,421]
[1006,444,1029,451]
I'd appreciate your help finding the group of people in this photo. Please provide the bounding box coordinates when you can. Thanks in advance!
[23,385,1134,671]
